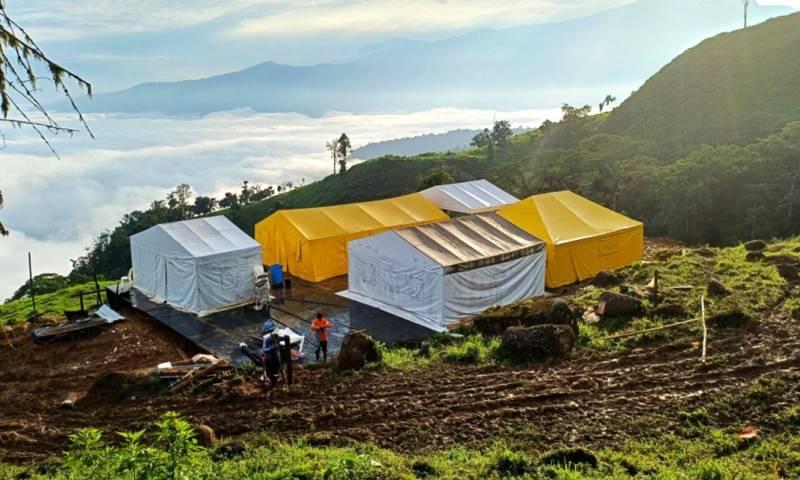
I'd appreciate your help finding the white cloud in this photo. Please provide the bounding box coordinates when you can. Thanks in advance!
[230,0,621,37]
[6,0,282,41]
[0,107,560,299]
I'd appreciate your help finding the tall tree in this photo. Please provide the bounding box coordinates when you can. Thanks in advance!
[337,133,351,174]
[326,138,339,175]
[0,188,6,236]
[491,120,513,148]
[598,94,617,112]
[470,128,492,148]
[0,4,93,236]
[192,196,217,216]
[166,183,192,219]
[561,103,592,121]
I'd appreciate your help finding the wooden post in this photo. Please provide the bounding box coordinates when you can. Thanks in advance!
[700,295,708,363]
[28,252,37,321]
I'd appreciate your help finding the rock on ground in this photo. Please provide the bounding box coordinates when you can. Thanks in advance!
[195,424,217,446]
[746,251,765,262]
[777,263,800,282]
[708,309,753,329]
[500,324,576,362]
[589,270,625,287]
[539,447,598,468]
[744,240,767,252]
[335,331,381,370]
[707,278,731,297]
[596,292,643,318]
[473,298,578,337]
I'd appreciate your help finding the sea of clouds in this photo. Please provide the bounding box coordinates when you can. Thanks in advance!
[0,107,559,300]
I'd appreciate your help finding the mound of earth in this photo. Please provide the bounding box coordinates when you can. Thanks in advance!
[336,331,380,370]
[473,298,578,336]
[500,324,576,362]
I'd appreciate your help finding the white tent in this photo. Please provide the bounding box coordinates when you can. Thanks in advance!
[419,179,519,214]
[130,216,262,316]
[340,212,546,331]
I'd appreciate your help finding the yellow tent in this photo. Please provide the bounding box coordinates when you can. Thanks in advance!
[255,193,449,282]
[498,191,643,288]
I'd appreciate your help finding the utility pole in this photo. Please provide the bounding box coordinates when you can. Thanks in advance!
[28,252,37,321]
[743,0,750,28]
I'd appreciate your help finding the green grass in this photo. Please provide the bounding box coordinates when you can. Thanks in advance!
[5,412,799,480]
[574,239,793,351]
[380,334,501,371]
[0,280,115,326]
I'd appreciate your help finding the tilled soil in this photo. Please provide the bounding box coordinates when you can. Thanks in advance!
[1,307,799,463]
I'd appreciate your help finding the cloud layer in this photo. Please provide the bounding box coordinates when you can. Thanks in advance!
[0,107,559,300]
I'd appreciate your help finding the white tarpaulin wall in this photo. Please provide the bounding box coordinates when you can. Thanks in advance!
[340,212,546,331]
[419,179,519,214]
[131,216,262,316]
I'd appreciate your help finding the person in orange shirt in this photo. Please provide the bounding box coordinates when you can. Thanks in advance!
[311,312,331,363]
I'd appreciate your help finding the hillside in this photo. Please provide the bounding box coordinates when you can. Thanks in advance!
[352,128,530,160]
[69,11,800,280]
[604,11,800,157]
[70,0,793,115]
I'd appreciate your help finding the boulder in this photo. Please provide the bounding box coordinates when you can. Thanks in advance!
[651,303,688,319]
[707,309,753,329]
[707,278,731,297]
[335,331,381,370]
[589,270,625,287]
[745,251,765,262]
[596,292,643,318]
[763,254,800,266]
[744,240,767,252]
[777,263,800,282]
[696,247,716,258]
[500,324,576,362]
[195,424,217,446]
[539,447,598,468]
[212,442,247,461]
[473,298,579,337]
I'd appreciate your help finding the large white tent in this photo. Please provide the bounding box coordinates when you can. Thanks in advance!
[419,179,519,214]
[340,212,546,331]
[130,216,262,316]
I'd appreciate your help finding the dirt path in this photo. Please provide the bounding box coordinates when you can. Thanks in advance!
[1,306,798,462]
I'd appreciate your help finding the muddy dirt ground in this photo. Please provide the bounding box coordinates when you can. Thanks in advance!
[1,302,798,463]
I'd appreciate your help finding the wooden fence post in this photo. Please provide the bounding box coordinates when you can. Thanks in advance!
[700,295,708,363]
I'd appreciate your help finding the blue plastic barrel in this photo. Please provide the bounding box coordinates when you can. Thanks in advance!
[270,264,284,286]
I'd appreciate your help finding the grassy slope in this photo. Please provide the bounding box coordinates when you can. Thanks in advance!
[603,12,800,158]
[230,151,491,236]
[0,281,115,325]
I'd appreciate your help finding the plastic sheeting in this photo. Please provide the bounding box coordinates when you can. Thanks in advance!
[498,190,644,288]
[130,216,263,316]
[341,212,546,331]
[419,179,519,214]
[254,193,448,282]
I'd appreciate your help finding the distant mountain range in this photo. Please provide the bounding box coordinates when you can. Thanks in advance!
[71,0,795,116]
[352,127,531,160]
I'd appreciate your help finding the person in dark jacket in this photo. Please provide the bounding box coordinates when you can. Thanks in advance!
[262,332,282,388]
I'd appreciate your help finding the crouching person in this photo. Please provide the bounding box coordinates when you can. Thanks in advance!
[262,332,282,388]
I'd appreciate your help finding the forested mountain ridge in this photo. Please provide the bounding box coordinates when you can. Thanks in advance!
[604,11,800,158]
[70,11,800,280]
